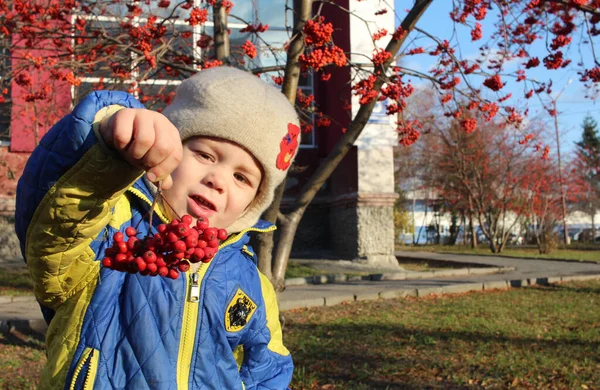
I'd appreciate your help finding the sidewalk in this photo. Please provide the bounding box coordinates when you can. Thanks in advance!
[2,250,600,335]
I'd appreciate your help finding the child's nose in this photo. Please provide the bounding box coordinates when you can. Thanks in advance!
[202,172,224,194]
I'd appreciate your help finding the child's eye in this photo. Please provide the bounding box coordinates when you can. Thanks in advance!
[234,173,249,185]
[196,151,213,161]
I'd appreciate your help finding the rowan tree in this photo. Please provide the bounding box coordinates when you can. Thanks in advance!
[2,0,600,287]
[521,154,563,253]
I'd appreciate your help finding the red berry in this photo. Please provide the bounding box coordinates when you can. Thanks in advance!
[117,241,128,254]
[185,247,195,258]
[217,229,228,241]
[168,268,180,279]
[143,251,157,264]
[158,266,169,277]
[126,237,140,251]
[203,228,217,241]
[153,233,165,246]
[207,239,220,248]
[167,232,179,243]
[127,259,138,273]
[173,240,186,253]
[157,224,167,233]
[197,239,207,249]
[115,253,128,264]
[177,225,190,237]
[140,269,150,276]
[188,228,199,239]
[102,257,113,268]
[174,251,185,260]
[114,232,125,243]
[203,247,216,262]
[141,237,155,252]
[105,247,116,257]
[170,219,180,228]
[135,257,147,272]
[190,248,205,263]
[178,260,190,272]
[147,263,158,274]
[184,236,198,248]
[181,215,193,226]
[156,256,167,268]
[196,218,209,230]
[125,227,137,237]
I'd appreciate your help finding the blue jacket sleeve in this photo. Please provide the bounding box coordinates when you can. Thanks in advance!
[239,272,294,390]
[14,91,145,308]
[15,90,144,257]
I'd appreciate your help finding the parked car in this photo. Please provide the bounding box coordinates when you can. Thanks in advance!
[508,233,524,245]
[578,228,600,242]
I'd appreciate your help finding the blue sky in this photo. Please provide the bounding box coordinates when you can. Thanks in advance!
[393,1,600,155]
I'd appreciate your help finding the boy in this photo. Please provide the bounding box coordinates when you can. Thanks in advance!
[15,66,300,389]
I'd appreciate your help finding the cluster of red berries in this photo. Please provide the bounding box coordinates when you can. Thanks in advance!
[101,215,227,279]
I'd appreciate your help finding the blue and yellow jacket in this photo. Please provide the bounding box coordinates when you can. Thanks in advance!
[15,91,293,389]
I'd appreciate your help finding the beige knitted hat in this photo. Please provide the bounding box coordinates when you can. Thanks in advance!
[162,66,301,233]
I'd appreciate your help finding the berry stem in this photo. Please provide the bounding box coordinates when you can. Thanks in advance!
[148,181,162,229]
[158,189,181,221]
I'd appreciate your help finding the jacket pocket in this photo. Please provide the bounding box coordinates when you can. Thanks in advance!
[70,347,99,390]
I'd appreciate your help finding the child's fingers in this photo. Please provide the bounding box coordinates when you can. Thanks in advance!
[143,116,182,181]
[109,109,136,151]
[147,151,181,184]
[159,174,174,191]
[128,113,156,160]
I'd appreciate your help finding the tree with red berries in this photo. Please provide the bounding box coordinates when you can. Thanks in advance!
[521,155,564,253]
[3,0,600,288]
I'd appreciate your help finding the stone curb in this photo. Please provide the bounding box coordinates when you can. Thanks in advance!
[5,274,600,334]
[278,273,600,311]
[434,251,600,266]
[0,295,36,304]
[284,266,513,287]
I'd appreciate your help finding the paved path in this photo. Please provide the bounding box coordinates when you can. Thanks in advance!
[2,251,600,334]
[278,251,600,310]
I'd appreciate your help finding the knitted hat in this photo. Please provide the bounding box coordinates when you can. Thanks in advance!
[162,66,301,233]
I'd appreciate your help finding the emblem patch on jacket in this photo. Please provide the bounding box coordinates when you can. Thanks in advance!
[226,288,257,332]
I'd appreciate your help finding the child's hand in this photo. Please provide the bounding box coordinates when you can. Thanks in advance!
[99,108,182,190]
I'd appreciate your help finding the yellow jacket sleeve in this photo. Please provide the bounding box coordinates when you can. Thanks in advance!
[26,106,143,309]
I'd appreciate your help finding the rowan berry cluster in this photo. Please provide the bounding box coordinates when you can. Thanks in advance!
[101,215,227,280]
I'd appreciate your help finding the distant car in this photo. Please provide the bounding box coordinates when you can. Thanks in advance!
[508,233,524,245]
[578,228,600,242]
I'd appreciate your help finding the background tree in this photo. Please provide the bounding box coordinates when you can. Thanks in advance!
[573,115,600,242]
[3,0,600,288]
[522,155,563,253]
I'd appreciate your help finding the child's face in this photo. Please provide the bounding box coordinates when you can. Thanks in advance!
[161,137,263,230]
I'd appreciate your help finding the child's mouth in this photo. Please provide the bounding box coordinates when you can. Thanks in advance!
[191,195,216,211]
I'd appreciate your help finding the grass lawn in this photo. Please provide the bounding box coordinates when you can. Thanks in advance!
[398,244,600,263]
[0,268,33,296]
[285,280,600,389]
[3,281,600,389]
[0,330,45,389]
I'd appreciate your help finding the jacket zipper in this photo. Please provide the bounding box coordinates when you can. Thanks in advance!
[70,347,99,390]
[176,225,276,388]
[126,186,277,387]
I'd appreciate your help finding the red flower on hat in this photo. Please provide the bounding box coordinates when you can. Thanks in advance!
[276,123,300,170]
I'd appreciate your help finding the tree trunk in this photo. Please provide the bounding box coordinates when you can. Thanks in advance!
[213,0,230,63]
[256,0,312,280]
[592,210,596,244]
[468,199,477,249]
[268,0,434,289]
